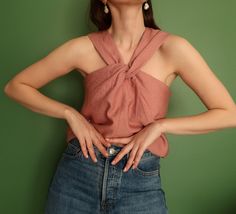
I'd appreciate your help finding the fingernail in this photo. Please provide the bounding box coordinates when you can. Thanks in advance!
[94,158,98,162]
[85,154,89,158]
[111,161,115,165]
[123,167,127,172]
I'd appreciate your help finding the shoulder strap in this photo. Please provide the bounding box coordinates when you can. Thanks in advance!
[127,29,170,76]
[87,31,119,65]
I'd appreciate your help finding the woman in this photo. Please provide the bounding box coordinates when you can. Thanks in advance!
[4,0,236,213]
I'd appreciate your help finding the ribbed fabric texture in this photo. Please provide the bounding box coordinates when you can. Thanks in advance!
[66,27,172,158]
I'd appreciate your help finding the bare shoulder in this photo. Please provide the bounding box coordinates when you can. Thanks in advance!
[161,32,191,57]
[73,31,101,52]
[67,34,93,56]
[65,33,98,75]
[74,33,94,46]
[161,32,200,73]
[163,32,188,46]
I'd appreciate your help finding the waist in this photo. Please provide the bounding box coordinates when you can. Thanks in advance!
[66,127,169,158]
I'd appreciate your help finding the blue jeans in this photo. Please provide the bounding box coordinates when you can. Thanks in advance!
[44,137,169,214]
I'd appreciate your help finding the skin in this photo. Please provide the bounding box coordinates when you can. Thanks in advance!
[4,0,236,172]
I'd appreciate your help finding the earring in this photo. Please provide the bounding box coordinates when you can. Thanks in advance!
[104,3,109,14]
[143,1,149,10]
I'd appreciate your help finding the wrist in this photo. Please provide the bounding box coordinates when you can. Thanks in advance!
[154,118,167,133]
[64,107,80,122]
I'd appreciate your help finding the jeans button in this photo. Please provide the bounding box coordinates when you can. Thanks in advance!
[108,147,116,155]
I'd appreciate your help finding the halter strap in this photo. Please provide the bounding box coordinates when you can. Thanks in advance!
[87,27,170,79]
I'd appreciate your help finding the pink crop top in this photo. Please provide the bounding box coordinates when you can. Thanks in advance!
[66,27,172,158]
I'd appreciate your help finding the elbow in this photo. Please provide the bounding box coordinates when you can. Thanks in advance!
[4,80,17,97]
[4,82,11,96]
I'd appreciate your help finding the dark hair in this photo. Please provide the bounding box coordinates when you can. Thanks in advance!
[89,0,161,31]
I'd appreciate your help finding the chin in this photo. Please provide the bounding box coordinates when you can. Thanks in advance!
[108,0,145,5]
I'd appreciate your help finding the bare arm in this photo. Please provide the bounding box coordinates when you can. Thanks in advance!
[156,35,236,135]
[4,35,110,160]
[3,37,88,119]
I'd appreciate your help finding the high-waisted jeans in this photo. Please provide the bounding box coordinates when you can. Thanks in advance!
[44,137,169,214]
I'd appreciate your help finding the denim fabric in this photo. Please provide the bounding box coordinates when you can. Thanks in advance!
[44,137,168,214]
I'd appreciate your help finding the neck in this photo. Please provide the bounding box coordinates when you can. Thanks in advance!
[106,2,146,49]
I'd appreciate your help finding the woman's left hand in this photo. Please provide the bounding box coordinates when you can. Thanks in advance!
[106,121,163,172]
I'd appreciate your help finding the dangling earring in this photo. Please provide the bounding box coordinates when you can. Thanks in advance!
[143,1,149,10]
[104,3,109,14]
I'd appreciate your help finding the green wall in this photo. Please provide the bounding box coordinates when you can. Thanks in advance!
[1,0,235,213]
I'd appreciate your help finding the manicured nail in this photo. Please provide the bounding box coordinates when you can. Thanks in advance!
[123,167,127,172]
[111,161,115,165]
[94,158,97,162]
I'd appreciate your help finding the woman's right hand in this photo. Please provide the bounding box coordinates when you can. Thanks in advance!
[64,108,111,162]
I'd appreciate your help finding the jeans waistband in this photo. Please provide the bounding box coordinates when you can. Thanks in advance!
[68,137,160,159]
